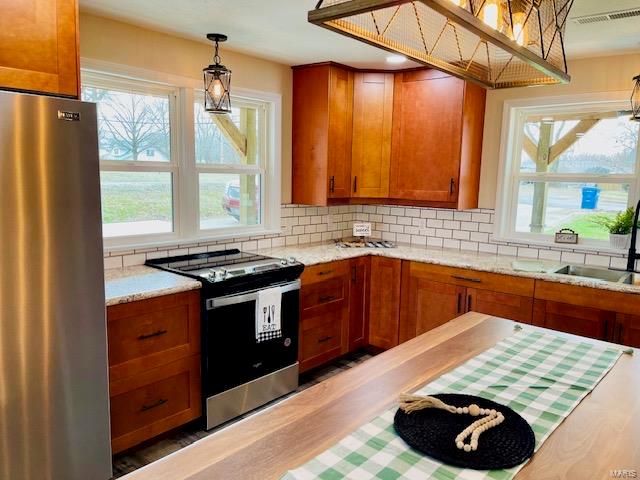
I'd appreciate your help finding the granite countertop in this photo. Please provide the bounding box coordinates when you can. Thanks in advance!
[104,242,640,306]
[104,265,201,307]
[255,242,640,295]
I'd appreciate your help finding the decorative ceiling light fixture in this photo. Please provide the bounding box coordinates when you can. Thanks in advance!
[632,75,640,121]
[203,33,232,114]
[309,0,574,89]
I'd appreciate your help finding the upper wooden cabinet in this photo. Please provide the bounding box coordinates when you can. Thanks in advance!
[0,0,80,98]
[292,64,486,208]
[351,72,394,198]
[292,63,353,204]
[390,70,485,208]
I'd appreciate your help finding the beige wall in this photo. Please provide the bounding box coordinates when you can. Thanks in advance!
[79,12,294,203]
[479,52,640,208]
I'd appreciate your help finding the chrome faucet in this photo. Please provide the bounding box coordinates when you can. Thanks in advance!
[627,199,640,272]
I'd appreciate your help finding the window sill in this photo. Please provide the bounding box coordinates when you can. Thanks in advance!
[104,227,282,255]
[491,235,631,256]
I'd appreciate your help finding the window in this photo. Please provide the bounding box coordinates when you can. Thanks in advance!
[194,98,264,230]
[496,96,640,246]
[82,81,176,238]
[81,69,280,248]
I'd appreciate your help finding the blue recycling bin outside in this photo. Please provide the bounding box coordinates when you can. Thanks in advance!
[581,186,600,209]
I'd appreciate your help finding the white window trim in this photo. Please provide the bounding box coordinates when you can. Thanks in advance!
[81,58,282,252]
[494,91,640,251]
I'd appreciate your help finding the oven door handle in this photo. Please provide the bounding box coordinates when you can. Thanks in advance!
[206,280,301,310]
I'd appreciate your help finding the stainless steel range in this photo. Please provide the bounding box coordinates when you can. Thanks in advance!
[147,249,304,429]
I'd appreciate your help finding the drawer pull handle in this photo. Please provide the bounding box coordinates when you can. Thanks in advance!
[318,295,336,303]
[140,398,168,412]
[317,270,334,276]
[318,335,333,343]
[451,275,482,283]
[137,329,168,340]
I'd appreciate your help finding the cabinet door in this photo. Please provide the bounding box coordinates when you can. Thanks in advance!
[390,70,463,202]
[351,72,393,198]
[467,288,533,324]
[400,273,466,343]
[533,300,612,340]
[615,314,640,348]
[348,257,370,351]
[0,0,79,97]
[327,66,353,198]
[368,257,401,349]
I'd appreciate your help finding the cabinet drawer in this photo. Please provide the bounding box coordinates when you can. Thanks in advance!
[301,275,348,315]
[408,262,535,297]
[107,290,200,382]
[300,260,350,285]
[109,355,201,454]
[300,317,343,371]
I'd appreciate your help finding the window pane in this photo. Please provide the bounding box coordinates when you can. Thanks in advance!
[194,101,260,165]
[199,173,260,229]
[515,181,630,240]
[81,86,171,162]
[519,114,639,174]
[101,172,173,237]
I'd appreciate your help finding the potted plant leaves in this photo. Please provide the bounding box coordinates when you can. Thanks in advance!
[592,207,637,249]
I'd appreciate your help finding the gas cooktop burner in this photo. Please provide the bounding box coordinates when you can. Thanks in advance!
[146,249,301,285]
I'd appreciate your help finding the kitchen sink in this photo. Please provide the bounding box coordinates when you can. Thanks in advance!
[553,265,630,283]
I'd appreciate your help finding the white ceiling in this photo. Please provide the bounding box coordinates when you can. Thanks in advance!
[80,0,640,69]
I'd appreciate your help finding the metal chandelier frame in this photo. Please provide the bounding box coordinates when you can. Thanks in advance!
[309,0,574,89]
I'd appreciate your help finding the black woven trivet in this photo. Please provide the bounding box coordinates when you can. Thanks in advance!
[394,393,535,470]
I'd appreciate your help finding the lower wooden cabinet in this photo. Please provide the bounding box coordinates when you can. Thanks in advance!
[532,299,612,340]
[107,290,201,453]
[299,261,350,372]
[534,281,640,347]
[348,256,370,351]
[399,261,534,343]
[368,257,402,349]
[467,288,533,325]
[615,314,640,348]
[400,275,464,343]
[109,355,201,454]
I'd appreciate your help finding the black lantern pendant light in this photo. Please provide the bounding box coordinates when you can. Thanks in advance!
[632,75,640,122]
[203,33,231,114]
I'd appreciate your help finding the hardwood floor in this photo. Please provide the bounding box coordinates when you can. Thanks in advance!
[111,350,374,478]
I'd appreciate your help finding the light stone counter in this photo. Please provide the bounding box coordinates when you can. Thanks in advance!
[104,242,640,306]
[104,265,201,307]
[254,242,640,295]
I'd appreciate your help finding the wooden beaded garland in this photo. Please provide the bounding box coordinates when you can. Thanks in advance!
[399,394,505,453]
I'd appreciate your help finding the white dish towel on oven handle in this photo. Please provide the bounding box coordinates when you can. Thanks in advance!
[256,287,282,343]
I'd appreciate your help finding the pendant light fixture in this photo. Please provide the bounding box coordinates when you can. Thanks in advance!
[632,75,640,122]
[203,33,232,114]
[309,0,574,89]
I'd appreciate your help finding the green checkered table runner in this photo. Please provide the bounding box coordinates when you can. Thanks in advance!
[282,329,623,480]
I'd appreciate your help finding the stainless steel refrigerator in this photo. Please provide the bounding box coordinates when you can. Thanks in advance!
[0,91,112,479]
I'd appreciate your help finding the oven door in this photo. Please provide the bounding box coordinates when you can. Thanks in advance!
[203,280,300,398]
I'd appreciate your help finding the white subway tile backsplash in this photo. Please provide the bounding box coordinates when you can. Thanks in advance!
[103,204,625,272]
[427,237,444,248]
[585,254,610,267]
[123,253,146,267]
[497,245,518,256]
[436,210,454,220]
[561,251,585,264]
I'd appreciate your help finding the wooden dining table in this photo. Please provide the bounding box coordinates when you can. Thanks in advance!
[121,312,639,480]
